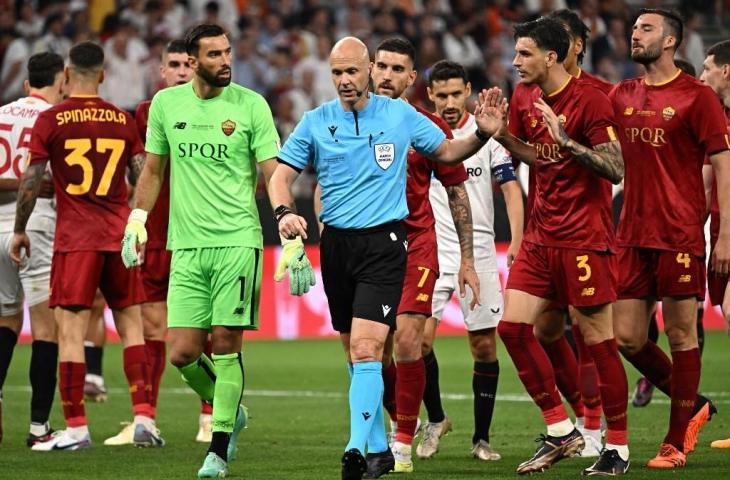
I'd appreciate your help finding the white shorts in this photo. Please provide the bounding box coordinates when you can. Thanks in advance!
[431,271,503,331]
[0,229,53,315]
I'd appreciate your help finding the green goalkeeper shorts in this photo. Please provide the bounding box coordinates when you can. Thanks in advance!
[167,246,262,330]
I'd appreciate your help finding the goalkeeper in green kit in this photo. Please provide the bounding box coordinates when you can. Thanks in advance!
[121,24,314,478]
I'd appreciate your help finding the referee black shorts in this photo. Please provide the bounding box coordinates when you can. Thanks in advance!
[320,221,407,333]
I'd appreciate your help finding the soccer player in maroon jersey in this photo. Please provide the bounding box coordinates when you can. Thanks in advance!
[701,40,730,450]
[9,41,161,450]
[481,17,630,475]
[610,9,730,468]
[701,40,730,333]
[367,37,477,476]
[529,9,610,458]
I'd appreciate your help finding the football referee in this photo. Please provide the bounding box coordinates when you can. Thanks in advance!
[268,36,497,480]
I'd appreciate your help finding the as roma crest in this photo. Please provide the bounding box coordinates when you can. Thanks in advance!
[221,119,236,136]
[662,106,675,121]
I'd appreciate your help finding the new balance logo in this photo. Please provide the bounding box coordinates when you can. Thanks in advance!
[233,307,244,315]
[362,411,371,421]
[328,125,337,137]
[174,122,187,129]
[382,305,391,317]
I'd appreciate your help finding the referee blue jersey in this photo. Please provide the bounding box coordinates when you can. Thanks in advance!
[277,93,446,229]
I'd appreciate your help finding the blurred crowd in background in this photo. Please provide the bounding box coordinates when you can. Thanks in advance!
[0,0,728,200]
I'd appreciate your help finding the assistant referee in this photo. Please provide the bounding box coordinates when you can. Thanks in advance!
[268,36,495,480]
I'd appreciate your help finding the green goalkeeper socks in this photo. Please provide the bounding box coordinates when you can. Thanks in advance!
[211,352,244,433]
[179,354,216,403]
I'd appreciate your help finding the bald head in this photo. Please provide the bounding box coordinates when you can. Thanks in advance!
[330,36,372,110]
[330,36,370,66]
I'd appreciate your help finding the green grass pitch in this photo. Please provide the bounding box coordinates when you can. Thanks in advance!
[2,332,730,479]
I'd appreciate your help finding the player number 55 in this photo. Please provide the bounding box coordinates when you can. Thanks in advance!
[64,138,124,196]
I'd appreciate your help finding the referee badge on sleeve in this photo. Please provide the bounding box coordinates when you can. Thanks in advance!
[374,143,395,170]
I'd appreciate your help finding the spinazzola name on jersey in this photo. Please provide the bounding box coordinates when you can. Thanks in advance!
[55,108,127,126]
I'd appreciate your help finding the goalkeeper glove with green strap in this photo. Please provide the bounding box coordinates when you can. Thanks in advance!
[274,236,315,296]
[121,208,148,268]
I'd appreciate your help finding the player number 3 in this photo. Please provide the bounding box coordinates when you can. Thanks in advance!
[576,255,592,282]
[63,138,124,196]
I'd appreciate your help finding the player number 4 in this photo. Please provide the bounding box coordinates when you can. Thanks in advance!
[576,255,591,282]
[64,138,125,196]
[676,253,691,268]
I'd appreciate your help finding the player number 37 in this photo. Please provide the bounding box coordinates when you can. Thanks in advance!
[63,138,124,196]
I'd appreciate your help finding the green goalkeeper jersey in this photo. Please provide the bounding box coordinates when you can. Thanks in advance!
[146,82,279,251]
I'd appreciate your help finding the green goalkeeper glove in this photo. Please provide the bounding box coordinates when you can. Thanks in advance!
[121,208,148,268]
[274,236,315,296]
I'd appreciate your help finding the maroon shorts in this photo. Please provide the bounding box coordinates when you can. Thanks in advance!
[506,241,617,307]
[617,247,706,300]
[50,251,146,309]
[398,230,439,316]
[141,248,172,303]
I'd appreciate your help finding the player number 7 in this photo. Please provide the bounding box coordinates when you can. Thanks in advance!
[64,138,125,196]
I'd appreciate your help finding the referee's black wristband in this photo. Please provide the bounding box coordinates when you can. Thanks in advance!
[274,205,294,224]
[475,129,490,143]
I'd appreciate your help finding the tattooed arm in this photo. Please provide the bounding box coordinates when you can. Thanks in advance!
[445,182,481,309]
[563,139,624,185]
[127,152,146,186]
[10,161,46,263]
[14,162,45,233]
[534,97,624,184]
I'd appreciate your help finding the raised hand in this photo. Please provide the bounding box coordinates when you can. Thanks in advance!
[533,98,569,148]
[474,87,509,138]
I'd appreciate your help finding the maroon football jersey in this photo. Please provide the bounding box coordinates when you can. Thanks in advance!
[508,77,617,251]
[29,96,144,252]
[576,68,613,95]
[404,104,467,238]
[708,107,730,243]
[610,72,730,256]
[135,100,170,249]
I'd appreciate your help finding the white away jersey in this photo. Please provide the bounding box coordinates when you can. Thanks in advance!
[0,95,55,233]
[429,113,515,273]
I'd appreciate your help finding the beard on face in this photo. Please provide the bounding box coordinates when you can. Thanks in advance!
[631,40,663,65]
[197,64,231,87]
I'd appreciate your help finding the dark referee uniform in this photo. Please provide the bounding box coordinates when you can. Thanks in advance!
[277,93,447,331]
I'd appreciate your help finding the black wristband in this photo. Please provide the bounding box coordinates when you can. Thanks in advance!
[475,129,490,143]
[274,205,294,223]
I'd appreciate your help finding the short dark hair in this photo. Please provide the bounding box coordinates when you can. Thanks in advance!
[513,17,570,63]
[428,60,468,87]
[27,52,65,88]
[707,40,730,67]
[548,9,590,64]
[376,37,416,66]
[638,8,683,51]
[673,58,695,77]
[69,41,105,71]
[185,24,226,56]
[166,39,188,55]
